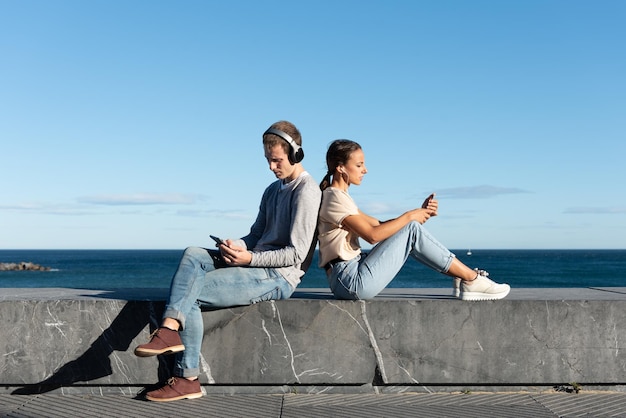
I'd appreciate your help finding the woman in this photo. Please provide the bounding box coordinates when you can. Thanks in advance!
[317,139,510,301]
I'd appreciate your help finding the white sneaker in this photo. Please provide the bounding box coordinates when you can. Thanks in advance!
[453,268,488,298]
[452,277,461,298]
[460,270,510,301]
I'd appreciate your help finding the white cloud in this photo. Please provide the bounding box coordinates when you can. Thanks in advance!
[360,201,395,215]
[563,207,626,214]
[0,193,208,217]
[175,209,251,220]
[77,193,202,206]
[436,185,531,199]
[0,203,94,216]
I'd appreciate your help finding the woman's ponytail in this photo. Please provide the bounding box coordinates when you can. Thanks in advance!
[319,171,332,191]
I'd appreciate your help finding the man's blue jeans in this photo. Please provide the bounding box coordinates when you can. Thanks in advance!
[163,246,294,378]
[327,221,455,300]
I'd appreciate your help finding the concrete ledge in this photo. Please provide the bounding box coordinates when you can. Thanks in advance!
[2,287,626,394]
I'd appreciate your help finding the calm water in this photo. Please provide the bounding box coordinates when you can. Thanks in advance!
[0,249,625,290]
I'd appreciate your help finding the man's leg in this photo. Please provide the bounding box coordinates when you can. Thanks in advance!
[135,247,219,357]
[173,265,293,378]
[163,247,224,329]
[138,248,293,402]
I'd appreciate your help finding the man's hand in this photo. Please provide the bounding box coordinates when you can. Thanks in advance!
[220,240,252,266]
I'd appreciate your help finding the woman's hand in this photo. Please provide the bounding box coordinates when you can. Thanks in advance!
[219,240,253,266]
[421,193,438,217]
[406,194,439,224]
[409,208,434,224]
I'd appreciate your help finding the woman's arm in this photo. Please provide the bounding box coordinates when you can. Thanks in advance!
[343,194,438,245]
[358,210,381,226]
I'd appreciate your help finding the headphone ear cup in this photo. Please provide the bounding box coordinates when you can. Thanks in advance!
[292,148,304,164]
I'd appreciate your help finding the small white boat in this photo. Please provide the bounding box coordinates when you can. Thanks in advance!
[467,249,472,256]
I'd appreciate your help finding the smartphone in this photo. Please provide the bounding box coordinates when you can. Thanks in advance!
[210,235,224,246]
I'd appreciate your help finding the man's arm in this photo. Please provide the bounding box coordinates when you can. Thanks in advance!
[249,177,321,268]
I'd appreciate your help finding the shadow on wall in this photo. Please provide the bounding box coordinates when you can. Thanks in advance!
[11,300,170,396]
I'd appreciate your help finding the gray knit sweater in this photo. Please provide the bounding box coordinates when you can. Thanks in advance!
[236,172,321,288]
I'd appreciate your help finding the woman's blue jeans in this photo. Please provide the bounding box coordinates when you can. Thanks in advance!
[163,246,294,378]
[327,221,455,300]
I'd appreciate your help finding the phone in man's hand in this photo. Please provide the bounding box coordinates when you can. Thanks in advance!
[210,235,225,246]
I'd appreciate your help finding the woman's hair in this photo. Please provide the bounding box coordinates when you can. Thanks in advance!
[320,139,362,191]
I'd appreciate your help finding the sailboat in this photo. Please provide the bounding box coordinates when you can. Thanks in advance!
[467,249,472,256]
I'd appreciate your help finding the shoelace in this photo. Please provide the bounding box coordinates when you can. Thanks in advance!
[165,377,178,387]
[473,268,489,277]
[456,269,490,287]
[473,268,497,285]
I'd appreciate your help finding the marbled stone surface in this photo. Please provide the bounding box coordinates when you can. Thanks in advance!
[2,287,626,394]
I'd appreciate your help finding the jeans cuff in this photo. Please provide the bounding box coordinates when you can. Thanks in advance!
[163,308,186,330]
[174,366,200,379]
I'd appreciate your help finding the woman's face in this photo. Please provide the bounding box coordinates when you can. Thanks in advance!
[340,148,367,186]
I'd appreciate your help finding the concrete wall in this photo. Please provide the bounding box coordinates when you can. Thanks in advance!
[2,287,626,394]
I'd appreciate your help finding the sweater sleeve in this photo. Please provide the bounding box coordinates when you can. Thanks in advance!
[248,175,321,271]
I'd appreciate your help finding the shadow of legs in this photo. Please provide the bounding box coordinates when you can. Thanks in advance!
[12,301,168,395]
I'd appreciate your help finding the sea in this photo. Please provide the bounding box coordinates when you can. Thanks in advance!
[1,249,625,290]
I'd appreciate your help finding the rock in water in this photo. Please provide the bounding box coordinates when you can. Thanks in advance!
[0,262,52,271]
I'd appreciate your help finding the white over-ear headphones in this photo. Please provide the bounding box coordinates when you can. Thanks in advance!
[263,128,304,164]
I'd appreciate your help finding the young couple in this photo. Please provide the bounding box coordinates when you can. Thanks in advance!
[134,121,510,402]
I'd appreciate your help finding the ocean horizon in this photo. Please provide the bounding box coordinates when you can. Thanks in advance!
[1,249,625,290]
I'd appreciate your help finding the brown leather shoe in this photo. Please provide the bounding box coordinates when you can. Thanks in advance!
[145,377,202,402]
[134,327,185,357]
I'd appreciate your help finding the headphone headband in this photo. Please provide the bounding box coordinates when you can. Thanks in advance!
[263,127,304,164]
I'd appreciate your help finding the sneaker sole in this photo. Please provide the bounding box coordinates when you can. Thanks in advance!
[134,345,185,357]
[460,288,510,301]
[146,391,203,402]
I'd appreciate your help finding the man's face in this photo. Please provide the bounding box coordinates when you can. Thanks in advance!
[265,144,297,181]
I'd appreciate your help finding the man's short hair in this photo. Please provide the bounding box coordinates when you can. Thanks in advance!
[263,120,302,155]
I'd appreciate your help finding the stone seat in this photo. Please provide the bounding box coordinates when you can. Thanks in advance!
[2,287,626,394]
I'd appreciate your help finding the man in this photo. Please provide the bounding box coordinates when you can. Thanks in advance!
[134,120,321,402]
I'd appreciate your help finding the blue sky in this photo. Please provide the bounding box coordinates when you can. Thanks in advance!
[1,0,624,249]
